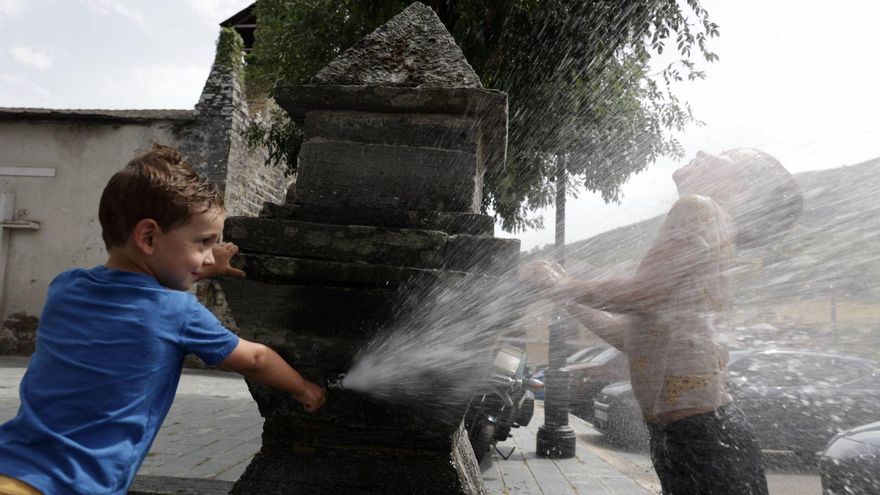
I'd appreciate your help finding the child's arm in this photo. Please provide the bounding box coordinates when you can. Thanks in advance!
[564,303,628,351]
[523,197,716,314]
[196,242,246,281]
[220,338,326,412]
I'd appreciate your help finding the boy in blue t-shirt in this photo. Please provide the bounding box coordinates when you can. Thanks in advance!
[0,145,326,495]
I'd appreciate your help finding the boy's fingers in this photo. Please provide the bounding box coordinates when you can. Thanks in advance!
[228,267,246,279]
[215,242,238,256]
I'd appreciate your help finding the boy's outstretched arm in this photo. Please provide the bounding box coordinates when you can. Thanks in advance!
[220,339,326,412]
[196,242,246,281]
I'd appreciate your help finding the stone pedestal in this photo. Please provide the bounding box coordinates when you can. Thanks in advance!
[220,4,519,493]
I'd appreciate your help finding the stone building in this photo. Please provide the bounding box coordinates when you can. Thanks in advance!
[0,28,289,349]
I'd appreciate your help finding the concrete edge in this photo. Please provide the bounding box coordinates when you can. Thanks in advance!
[128,475,233,495]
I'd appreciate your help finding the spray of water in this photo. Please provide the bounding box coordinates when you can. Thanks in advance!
[341,272,541,409]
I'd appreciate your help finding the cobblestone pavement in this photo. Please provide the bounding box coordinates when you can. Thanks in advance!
[137,378,261,481]
[0,357,657,493]
[0,358,260,481]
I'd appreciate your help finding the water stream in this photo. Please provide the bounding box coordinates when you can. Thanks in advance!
[341,273,540,407]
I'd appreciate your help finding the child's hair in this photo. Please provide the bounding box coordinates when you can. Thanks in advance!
[99,144,225,250]
[722,148,803,249]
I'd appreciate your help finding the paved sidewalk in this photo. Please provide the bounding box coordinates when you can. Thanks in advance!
[0,357,657,494]
[482,407,657,494]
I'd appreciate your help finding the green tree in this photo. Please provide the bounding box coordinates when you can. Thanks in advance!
[245,0,718,233]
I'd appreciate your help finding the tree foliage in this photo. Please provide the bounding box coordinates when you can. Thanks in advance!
[215,27,246,82]
[245,0,718,232]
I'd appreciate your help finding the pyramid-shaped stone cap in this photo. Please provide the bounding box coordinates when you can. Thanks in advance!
[312,2,482,88]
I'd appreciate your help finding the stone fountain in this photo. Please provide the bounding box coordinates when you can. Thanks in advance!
[219,4,519,493]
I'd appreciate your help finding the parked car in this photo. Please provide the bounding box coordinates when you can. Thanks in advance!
[566,345,610,365]
[565,346,629,418]
[592,380,650,447]
[819,421,880,495]
[531,345,610,400]
[592,349,880,453]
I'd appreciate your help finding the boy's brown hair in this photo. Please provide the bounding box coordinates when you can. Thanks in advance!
[99,144,225,250]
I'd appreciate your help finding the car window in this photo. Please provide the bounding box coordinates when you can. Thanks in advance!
[566,349,591,363]
[589,347,621,366]
[566,346,607,364]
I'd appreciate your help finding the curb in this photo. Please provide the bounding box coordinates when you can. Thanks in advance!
[129,476,233,495]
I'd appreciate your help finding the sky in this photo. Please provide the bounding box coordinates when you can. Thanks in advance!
[1,1,878,250]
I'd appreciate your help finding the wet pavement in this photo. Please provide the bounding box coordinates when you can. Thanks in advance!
[566,414,823,495]
[0,357,821,494]
[481,409,655,494]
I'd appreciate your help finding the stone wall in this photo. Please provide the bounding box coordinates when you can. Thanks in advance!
[223,100,289,218]
[181,27,291,218]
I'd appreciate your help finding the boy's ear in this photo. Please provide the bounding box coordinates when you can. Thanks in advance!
[132,218,160,255]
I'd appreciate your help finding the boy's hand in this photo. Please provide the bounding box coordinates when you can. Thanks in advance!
[198,242,246,281]
[212,242,246,279]
[294,381,327,412]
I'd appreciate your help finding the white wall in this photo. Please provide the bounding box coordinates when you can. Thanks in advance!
[0,118,186,322]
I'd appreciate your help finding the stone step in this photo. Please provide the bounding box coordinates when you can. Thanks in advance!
[231,253,464,288]
[220,277,393,342]
[260,202,495,236]
[275,84,507,174]
[295,140,480,213]
[225,217,447,268]
[303,110,480,154]
[224,216,519,275]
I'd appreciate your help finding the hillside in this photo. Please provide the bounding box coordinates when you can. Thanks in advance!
[529,156,880,306]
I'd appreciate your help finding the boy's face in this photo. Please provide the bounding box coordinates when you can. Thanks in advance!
[148,206,225,291]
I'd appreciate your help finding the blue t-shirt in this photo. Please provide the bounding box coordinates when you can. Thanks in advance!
[0,266,239,494]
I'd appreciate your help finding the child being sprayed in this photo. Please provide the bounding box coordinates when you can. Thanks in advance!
[526,149,803,495]
[0,145,325,495]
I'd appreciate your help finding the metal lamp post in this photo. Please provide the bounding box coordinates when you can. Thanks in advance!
[536,154,577,458]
